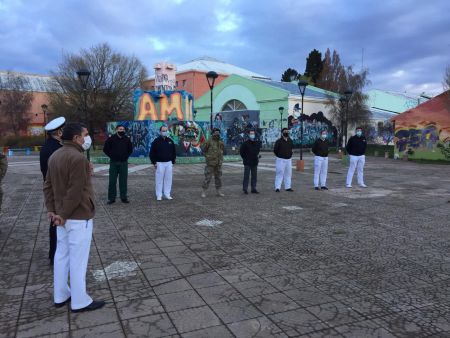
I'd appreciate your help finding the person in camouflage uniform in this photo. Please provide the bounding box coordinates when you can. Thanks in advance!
[0,153,8,212]
[201,128,225,198]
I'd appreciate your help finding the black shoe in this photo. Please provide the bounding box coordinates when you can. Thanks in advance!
[321,187,329,190]
[243,190,248,194]
[275,189,280,192]
[107,200,115,205]
[71,300,105,313]
[251,190,259,194]
[285,188,294,192]
[121,199,130,203]
[314,187,320,191]
[55,297,71,308]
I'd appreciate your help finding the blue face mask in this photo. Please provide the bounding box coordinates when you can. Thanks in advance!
[321,133,327,140]
[249,134,255,140]
[356,131,362,137]
[161,131,168,137]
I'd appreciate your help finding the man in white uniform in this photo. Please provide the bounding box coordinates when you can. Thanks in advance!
[273,128,294,192]
[43,122,104,312]
[312,130,329,190]
[150,125,176,201]
[346,127,368,188]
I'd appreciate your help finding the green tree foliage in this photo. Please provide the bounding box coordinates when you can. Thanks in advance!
[280,68,299,82]
[304,49,323,85]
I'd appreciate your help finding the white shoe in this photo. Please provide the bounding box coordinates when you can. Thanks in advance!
[156,197,162,201]
[359,184,368,188]
[164,196,173,200]
[346,185,352,188]
[216,190,225,197]
[201,190,206,198]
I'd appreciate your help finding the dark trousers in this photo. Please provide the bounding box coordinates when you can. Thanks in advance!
[108,161,128,201]
[243,165,258,192]
[49,221,57,263]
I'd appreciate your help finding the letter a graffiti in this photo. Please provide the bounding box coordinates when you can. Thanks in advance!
[137,93,158,120]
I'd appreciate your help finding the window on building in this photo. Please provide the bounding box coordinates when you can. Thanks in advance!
[176,81,178,87]
[182,80,187,87]
[221,99,247,111]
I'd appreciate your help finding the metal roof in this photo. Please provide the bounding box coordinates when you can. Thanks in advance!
[0,71,60,92]
[254,79,340,100]
[370,107,399,120]
[147,56,271,80]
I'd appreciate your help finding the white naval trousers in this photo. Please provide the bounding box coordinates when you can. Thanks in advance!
[54,219,93,310]
[275,157,292,190]
[155,161,173,198]
[313,156,328,187]
[346,155,365,186]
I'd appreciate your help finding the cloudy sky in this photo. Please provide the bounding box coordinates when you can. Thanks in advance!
[1,0,449,95]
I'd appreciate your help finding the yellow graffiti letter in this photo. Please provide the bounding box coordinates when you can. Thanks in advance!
[137,93,157,120]
[160,93,184,121]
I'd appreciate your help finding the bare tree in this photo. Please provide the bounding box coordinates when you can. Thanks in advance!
[0,71,33,136]
[48,43,148,142]
[317,49,371,147]
[444,65,450,90]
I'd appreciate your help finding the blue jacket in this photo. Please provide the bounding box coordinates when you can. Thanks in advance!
[150,136,176,164]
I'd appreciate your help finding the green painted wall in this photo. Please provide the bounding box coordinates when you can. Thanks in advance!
[195,74,289,126]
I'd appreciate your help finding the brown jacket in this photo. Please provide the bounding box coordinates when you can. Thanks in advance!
[43,141,95,220]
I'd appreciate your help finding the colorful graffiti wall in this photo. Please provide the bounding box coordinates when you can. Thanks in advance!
[134,89,194,121]
[260,112,337,149]
[213,110,260,149]
[393,91,450,160]
[106,120,209,157]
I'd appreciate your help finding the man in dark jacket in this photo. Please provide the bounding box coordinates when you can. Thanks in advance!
[44,122,105,313]
[150,125,176,201]
[312,130,329,190]
[103,125,133,204]
[346,127,367,188]
[240,130,261,194]
[39,116,65,265]
[273,128,294,192]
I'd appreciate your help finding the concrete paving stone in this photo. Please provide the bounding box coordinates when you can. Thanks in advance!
[159,289,206,312]
[137,254,171,269]
[176,261,213,276]
[269,308,330,336]
[340,295,399,319]
[0,321,20,338]
[168,306,221,333]
[71,322,125,338]
[16,312,69,338]
[334,319,397,338]
[306,301,367,328]
[315,280,369,300]
[70,303,119,330]
[116,296,164,320]
[181,325,234,338]
[22,283,53,301]
[153,278,193,295]
[186,271,228,289]
[231,279,279,298]
[217,266,262,283]
[210,298,263,324]
[196,283,243,305]
[143,265,182,282]
[283,286,337,307]
[264,274,311,291]
[227,316,287,338]
[374,288,435,312]
[122,313,178,337]
[18,297,67,321]
[249,292,300,315]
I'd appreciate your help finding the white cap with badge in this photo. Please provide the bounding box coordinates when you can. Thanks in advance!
[44,117,66,132]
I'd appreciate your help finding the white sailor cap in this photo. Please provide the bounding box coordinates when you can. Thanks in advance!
[44,117,66,132]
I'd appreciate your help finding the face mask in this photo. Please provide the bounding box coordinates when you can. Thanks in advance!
[161,131,168,137]
[117,131,125,137]
[213,134,220,139]
[249,134,255,140]
[283,132,289,137]
[321,134,327,140]
[356,131,362,137]
[82,135,92,151]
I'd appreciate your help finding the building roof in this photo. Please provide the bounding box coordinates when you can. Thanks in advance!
[370,107,399,120]
[0,71,59,93]
[147,56,271,80]
[367,89,430,114]
[254,79,340,100]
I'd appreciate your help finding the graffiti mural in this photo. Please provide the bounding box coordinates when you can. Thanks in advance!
[261,119,281,149]
[213,110,260,149]
[289,111,337,147]
[134,89,194,121]
[106,120,209,157]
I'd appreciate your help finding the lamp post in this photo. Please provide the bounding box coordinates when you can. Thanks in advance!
[76,68,91,160]
[41,104,48,143]
[193,109,197,122]
[296,80,308,171]
[278,106,284,131]
[343,90,353,148]
[206,71,218,130]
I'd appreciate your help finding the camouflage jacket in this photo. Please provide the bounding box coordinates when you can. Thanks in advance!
[202,138,224,166]
[0,154,7,181]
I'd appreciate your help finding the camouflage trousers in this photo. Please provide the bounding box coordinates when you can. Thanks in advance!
[0,185,3,212]
[202,165,222,190]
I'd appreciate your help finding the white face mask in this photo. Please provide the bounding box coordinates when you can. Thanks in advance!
[82,135,92,151]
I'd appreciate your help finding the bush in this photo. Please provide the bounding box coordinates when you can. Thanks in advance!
[365,144,395,158]
[0,135,46,148]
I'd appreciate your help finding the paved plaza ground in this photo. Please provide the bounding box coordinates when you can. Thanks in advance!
[1,153,450,337]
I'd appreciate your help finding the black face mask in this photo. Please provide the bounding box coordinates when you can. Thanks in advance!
[118,131,126,137]
[283,132,289,137]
